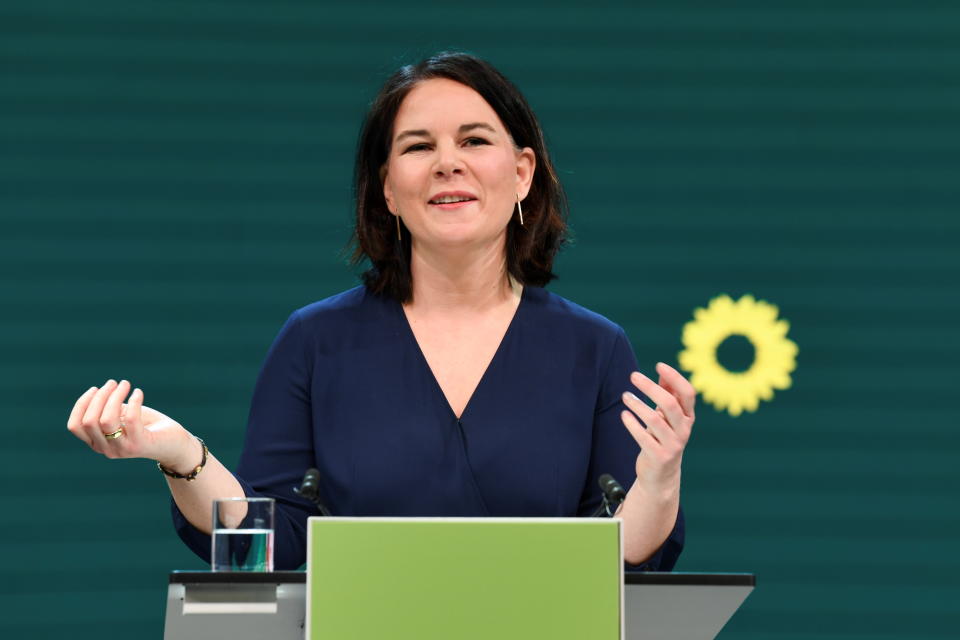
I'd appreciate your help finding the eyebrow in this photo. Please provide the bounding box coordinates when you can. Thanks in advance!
[394,122,497,143]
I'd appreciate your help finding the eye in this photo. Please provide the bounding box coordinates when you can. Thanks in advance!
[464,137,490,146]
[403,143,431,153]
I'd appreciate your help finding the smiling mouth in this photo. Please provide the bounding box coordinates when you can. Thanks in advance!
[428,195,477,205]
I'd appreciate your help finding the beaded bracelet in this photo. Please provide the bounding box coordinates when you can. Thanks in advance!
[157,437,208,482]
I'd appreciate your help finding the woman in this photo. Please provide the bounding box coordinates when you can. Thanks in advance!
[66,52,694,571]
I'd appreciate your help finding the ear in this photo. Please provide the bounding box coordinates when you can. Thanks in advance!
[515,147,536,201]
[380,165,396,214]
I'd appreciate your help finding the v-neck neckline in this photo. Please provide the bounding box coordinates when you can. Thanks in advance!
[396,286,527,422]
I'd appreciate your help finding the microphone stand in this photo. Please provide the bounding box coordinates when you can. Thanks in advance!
[589,473,627,517]
[294,468,332,517]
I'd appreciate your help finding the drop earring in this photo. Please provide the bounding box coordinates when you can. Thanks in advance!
[516,193,524,226]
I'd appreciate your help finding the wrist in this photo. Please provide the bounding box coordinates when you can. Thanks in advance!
[158,436,208,481]
[626,475,680,506]
[158,432,205,476]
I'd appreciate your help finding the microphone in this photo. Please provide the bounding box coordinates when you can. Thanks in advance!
[590,473,627,517]
[294,468,332,517]
[599,473,627,507]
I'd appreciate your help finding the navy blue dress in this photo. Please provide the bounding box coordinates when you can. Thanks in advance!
[173,285,685,570]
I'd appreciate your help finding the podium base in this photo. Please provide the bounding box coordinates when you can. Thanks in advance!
[164,571,754,640]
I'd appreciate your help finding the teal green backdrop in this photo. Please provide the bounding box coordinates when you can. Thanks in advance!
[1,1,958,638]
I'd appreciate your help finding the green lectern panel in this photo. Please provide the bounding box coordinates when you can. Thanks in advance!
[307,517,622,640]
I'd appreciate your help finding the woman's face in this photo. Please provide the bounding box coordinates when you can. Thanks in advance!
[382,78,535,253]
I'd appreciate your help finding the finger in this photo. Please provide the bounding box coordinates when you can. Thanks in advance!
[126,387,143,426]
[655,362,697,419]
[622,391,677,445]
[120,387,145,448]
[629,371,686,429]
[655,364,696,443]
[82,380,117,454]
[85,422,113,456]
[82,380,117,430]
[67,386,99,446]
[100,380,131,437]
[621,410,660,449]
[68,386,98,428]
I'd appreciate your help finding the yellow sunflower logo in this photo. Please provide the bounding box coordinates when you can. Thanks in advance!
[678,294,798,417]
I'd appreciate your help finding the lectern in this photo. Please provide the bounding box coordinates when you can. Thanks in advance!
[165,518,754,639]
[165,571,753,640]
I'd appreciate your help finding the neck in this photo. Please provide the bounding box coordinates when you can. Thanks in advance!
[407,238,520,312]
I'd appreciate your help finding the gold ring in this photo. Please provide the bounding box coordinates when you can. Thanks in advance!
[104,427,125,440]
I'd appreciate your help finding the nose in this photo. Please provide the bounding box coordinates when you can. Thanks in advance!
[433,141,465,178]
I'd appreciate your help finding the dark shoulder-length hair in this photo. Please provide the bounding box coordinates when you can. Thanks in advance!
[350,51,569,303]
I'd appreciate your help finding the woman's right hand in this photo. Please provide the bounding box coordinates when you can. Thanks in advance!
[67,379,197,472]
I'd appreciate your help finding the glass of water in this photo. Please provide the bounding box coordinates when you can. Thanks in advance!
[211,497,275,572]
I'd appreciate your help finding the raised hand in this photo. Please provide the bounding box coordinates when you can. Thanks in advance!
[619,362,696,491]
[67,379,196,470]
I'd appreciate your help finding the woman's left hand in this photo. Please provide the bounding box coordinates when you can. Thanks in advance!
[620,362,696,492]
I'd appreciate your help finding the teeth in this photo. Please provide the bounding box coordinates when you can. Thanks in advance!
[432,195,473,204]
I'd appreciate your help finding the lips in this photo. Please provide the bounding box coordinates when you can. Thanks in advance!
[428,190,478,205]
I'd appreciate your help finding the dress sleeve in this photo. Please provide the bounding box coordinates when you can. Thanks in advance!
[171,309,319,570]
[576,327,685,572]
